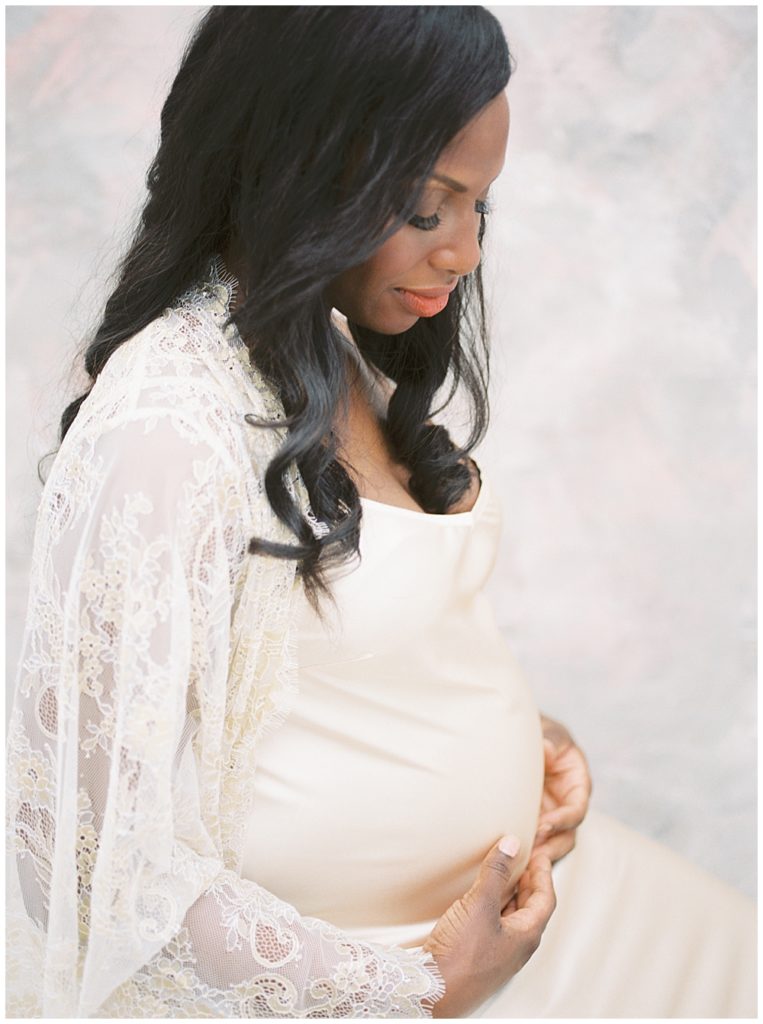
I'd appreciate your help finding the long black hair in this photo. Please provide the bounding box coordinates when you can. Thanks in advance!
[56,6,513,619]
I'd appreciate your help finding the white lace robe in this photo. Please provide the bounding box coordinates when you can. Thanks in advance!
[6,259,445,1017]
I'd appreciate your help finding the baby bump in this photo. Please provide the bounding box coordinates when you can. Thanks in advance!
[240,643,545,928]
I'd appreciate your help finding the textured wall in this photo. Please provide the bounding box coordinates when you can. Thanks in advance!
[6,6,756,897]
[480,5,756,898]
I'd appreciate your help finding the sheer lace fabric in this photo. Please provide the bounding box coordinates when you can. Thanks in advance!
[6,258,445,1017]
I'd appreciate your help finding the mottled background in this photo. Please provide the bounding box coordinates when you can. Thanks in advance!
[6,6,756,897]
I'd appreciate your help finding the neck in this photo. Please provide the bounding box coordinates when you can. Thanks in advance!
[217,242,385,398]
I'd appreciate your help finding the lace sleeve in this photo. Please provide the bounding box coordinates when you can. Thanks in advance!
[6,411,445,1018]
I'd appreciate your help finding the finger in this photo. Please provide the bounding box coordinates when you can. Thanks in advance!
[545,764,591,797]
[537,805,585,835]
[541,720,571,751]
[515,853,551,903]
[501,891,519,917]
[509,854,556,928]
[546,747,591,783]
[543,738,557,763]
[468,834,523,911]
[533,831,575,864]
[537,787,590,833]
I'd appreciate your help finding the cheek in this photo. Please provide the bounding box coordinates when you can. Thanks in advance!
[371,234,422,285]
[329,233,430,330]
[355,242,425,319]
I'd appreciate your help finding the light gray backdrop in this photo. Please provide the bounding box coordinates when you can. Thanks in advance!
[6,6,756,898]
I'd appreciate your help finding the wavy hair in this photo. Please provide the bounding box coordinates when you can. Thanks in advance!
[55,6,513,619]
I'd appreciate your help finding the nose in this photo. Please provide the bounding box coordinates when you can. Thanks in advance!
[428,216,483,279]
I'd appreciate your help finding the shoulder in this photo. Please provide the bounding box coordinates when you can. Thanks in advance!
[72,279,286,477]
[51,259,312,546]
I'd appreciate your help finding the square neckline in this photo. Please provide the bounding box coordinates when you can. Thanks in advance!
[207,254,487,525]
[359,468,488,524]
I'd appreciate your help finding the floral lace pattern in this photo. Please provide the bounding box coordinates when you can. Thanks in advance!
[6,257,445,1017]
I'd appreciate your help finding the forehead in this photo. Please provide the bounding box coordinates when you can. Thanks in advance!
[433,91,510,189]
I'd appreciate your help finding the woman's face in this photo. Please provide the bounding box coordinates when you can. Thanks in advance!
[326,91,510,334]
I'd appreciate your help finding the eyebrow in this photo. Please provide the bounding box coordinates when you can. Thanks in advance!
[430,172,468,193]
[430,171,500,195]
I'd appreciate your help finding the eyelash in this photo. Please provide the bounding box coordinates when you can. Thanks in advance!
[408,198,493,232]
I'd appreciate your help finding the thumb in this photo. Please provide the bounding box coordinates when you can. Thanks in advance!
[468,834,522,909]
[543,738,559,769]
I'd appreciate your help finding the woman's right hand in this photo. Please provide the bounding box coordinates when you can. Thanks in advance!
[422,837,556,1018]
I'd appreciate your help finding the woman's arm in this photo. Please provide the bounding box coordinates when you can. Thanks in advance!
[6,409,444,1018]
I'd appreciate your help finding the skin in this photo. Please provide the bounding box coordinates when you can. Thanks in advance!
[229,94,595,840]
[224,95,510,513]
[227,92,594,1012]
[323,94,595,1012]
[324,91,510,334]
[229,86,593,824]
[324,91,509,511]
[422,711,592,1016]
[534,714,593,864]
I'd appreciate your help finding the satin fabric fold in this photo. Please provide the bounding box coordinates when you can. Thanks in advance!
[241,470,756,1017]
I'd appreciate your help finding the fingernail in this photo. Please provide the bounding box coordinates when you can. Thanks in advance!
[537,823,553,836]
[499,835,521,857]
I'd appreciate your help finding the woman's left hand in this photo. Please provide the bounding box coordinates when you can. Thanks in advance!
[532,715,593,865]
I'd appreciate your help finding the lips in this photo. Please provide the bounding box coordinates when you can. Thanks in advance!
[394,284,456,318]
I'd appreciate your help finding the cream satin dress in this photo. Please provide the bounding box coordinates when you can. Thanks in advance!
[241,470,756,1018]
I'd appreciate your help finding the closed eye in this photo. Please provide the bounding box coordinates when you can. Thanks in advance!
[408,211,442,231]
[408,197,494,232]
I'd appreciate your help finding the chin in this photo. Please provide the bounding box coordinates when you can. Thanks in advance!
[362,308,420,335]
[338,297,418,335]
[345,317,419,336]
[376,318,419,335]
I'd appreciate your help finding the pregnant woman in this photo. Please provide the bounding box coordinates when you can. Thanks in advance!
[6,7,755,1018]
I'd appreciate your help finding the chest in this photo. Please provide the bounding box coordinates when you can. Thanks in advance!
[333,362,480,515]
[332,363,425,512]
